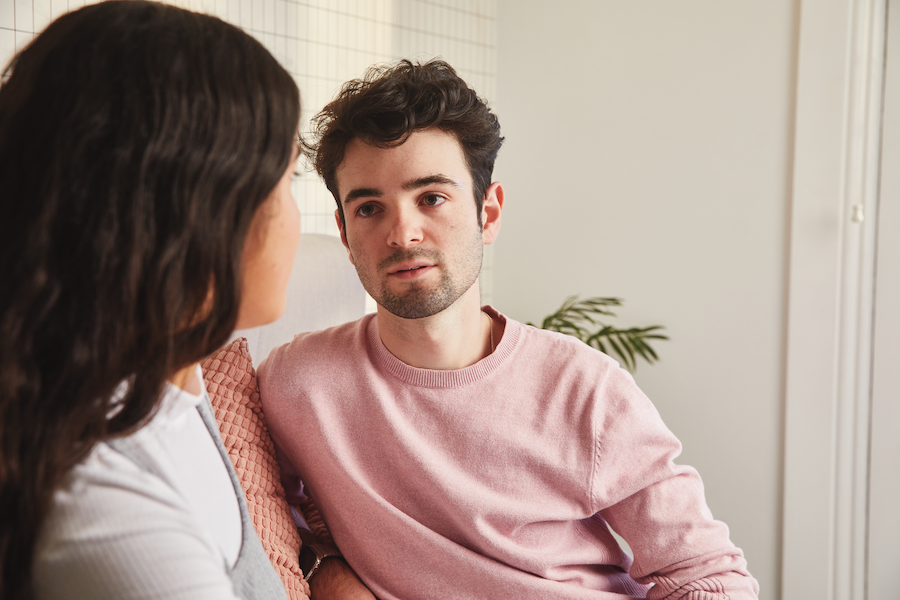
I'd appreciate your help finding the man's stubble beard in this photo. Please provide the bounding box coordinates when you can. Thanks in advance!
[352,232,483,320]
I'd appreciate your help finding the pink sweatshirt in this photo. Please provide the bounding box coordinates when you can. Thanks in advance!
[259,307,759,600]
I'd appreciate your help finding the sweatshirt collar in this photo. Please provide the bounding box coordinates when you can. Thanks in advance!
[367,305,520,388]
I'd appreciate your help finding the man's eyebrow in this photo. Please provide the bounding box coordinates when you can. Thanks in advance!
[343,187,382,206]
[342,175,462,206]
[402,175,462,191]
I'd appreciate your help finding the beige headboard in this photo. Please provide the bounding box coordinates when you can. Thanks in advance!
[233,233,367,367]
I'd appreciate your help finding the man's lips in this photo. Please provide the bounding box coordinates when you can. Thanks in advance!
[388,262,434,279]
[378,250,442,279]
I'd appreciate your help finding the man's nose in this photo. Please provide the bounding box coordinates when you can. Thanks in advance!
[387,206,424,248]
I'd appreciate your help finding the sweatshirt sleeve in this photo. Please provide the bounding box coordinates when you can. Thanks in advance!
[590,368,760,600]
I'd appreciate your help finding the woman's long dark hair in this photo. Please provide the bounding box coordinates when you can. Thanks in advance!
[0,2,300,597]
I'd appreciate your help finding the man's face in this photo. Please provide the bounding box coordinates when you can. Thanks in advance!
[335,129,490,320]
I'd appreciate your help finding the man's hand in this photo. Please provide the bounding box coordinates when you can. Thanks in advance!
[309,557,377,600]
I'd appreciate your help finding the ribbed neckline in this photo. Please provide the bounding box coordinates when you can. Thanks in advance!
[367,305,520,388]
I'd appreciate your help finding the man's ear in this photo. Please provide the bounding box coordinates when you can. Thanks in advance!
[481,182,504,245]
[335,209,355,265]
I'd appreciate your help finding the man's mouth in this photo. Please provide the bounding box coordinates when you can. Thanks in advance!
[379,250,441,276]
[388,262,434,278]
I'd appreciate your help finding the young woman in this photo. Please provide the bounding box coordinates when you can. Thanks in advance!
[0,2,303,598]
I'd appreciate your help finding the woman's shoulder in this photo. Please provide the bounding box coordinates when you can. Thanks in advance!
[39,441,198,541]
[33,442,239,600]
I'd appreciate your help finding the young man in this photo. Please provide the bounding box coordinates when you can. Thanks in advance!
[259,59,759,600]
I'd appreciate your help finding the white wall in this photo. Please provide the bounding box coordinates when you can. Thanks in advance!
[494,2,798,598]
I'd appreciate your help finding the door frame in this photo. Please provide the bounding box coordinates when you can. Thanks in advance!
[783,1,886,598]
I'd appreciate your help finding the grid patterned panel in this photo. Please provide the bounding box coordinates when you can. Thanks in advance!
[1,0,498,304]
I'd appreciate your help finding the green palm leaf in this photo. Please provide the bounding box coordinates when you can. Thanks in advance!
[528,295,668,370]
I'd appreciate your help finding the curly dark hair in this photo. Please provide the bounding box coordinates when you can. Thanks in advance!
[304,59,503,227]
[0,2,300,597]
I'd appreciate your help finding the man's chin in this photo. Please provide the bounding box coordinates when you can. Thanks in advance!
[374,286,456,320]
[379,298,449,320]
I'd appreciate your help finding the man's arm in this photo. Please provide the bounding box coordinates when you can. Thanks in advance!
[309,558,377,600]
[602,465,759,599]
[277,445,377,600]
[591,369,760,599]
[298,526,376,599]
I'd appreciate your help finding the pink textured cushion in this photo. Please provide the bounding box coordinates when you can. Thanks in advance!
[201,338,310,600]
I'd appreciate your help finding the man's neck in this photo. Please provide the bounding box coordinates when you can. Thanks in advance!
[376,286,492,370]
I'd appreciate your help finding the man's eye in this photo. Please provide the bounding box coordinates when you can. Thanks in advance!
[357,203,379,217]
[422,194,446,207]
